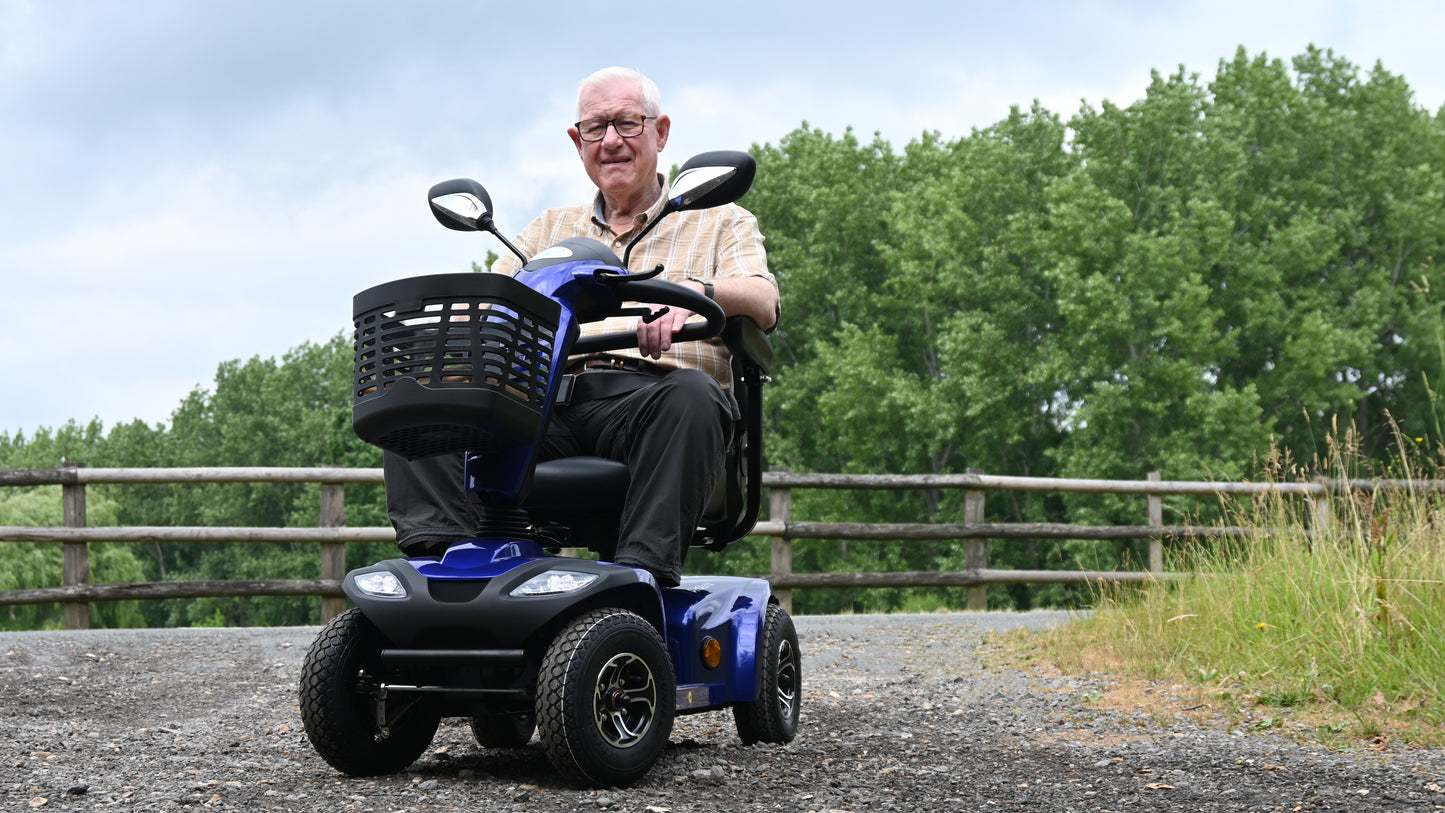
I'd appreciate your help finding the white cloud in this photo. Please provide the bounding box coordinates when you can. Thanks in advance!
[4,0,1444,434]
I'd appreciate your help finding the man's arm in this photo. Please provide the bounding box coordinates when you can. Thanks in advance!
[636,275,777,358]
[703,275,779,330]
[636,207,778,358]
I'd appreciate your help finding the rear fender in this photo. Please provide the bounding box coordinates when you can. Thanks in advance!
[664,576,773,705]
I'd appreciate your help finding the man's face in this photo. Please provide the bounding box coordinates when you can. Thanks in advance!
[569,79,670,205]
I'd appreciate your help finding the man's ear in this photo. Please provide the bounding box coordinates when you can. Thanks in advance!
[568,126,583,152]
[654,114,670,151]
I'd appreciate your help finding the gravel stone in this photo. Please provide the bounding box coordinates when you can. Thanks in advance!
[4,613,1444,811]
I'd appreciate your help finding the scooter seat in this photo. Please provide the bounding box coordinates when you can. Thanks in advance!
[525,456,628,512]
[518,317,770,551]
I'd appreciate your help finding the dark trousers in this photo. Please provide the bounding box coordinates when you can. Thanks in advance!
[383,368,735,586]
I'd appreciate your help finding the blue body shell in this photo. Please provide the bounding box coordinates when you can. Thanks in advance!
[344,538,770,711]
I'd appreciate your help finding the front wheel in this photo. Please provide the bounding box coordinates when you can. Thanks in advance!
[536,608,675,787]
[298,608,440,776]
[733,603,801,745]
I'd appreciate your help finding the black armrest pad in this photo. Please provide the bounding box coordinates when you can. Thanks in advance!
[722,317,774,375]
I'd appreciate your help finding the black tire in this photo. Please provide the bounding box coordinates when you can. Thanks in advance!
[469,705,536,748]
[733,603,801,745]
[536,609,675,787]
[299,608,440,776]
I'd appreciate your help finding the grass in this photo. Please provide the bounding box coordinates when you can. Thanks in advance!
[1014,426,1445,748]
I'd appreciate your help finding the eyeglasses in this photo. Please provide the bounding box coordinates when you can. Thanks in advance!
[574,114,657,142]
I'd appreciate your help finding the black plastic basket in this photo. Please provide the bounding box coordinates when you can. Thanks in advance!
[352,273,563,459]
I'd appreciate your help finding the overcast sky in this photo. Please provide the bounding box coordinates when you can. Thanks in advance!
[4,0,1443,436]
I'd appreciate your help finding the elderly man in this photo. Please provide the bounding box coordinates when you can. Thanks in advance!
[383,67,778,587]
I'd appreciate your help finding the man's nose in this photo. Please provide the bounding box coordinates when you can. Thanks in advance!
[600,121,627,145]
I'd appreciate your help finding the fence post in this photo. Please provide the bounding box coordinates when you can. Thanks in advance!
[61,461,90,630]
[1310,478,1333,546]
[1148,471,1164,576]
[319,472,347,622]
[768,468,793,614]
[964,467,987,611]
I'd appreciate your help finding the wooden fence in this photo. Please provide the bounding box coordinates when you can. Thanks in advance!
[0,464,1412,627]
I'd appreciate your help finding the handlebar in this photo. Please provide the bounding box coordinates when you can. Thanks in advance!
[572,278,727,355]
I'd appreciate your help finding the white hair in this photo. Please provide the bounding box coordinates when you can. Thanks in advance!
[576,67,662,118]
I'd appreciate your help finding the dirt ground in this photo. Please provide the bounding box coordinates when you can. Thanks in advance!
[5,613,1445,812]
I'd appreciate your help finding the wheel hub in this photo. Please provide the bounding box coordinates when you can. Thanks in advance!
[592,652,658,748]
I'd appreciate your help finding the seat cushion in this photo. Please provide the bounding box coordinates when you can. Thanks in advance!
[524,456,628,513]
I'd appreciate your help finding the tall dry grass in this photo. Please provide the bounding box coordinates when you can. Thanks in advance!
[1033,424,1445,744]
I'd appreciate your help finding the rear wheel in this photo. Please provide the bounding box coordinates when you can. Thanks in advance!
[299,608,440,775]
[733,603,801,745]
[536,608,675,787]
[469,704,536,748]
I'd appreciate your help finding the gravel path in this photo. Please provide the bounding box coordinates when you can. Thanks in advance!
[5,612,1445,812]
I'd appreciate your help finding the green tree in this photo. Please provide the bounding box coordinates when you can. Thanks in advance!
[143,334,386,626]
[737,47,1445,612]
[0,486,146,629]
[0,335,388,628]
[6,45,1444,620]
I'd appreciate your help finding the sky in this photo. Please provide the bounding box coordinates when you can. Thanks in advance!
[3,0,1443,436]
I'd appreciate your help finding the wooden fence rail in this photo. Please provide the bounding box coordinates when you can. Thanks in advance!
[3,465,1434,627]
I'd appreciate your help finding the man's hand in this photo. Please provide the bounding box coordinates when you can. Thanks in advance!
[637,302,695,358]
[636,279,709,359]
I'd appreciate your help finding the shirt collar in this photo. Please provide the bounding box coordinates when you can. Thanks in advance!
[591,174,670,237]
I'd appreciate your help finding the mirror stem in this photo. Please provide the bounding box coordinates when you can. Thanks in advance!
[621,214,667,269]
[479,214,529,265]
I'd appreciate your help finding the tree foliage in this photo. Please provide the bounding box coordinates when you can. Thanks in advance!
[732,47,1445,611]
[1,336,388,627]
[0,486,145,629]
[2,47,1443,623]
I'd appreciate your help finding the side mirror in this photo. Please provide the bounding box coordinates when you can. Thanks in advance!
[666,150,756,212]
[621,150,756,267]
[427,178,528,263]
[428,178,494,232]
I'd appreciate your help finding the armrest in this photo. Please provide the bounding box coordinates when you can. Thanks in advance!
[722,317,774,375]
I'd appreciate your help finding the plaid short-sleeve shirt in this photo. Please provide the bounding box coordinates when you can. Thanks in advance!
[491,179,774,388]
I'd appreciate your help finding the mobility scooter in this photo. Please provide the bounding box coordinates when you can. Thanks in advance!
[299,151,799,788]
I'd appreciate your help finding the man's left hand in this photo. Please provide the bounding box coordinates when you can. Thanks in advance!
[636,279,711,359]
[637,302,695,358]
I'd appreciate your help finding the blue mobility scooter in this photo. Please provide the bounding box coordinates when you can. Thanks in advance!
[298,151,799,788]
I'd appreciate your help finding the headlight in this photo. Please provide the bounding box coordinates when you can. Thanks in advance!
[510,570,599,597]
[354,570,407,598]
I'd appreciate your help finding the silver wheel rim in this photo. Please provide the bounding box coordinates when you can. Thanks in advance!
[776,638,798,720]
[592,652,658,748]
